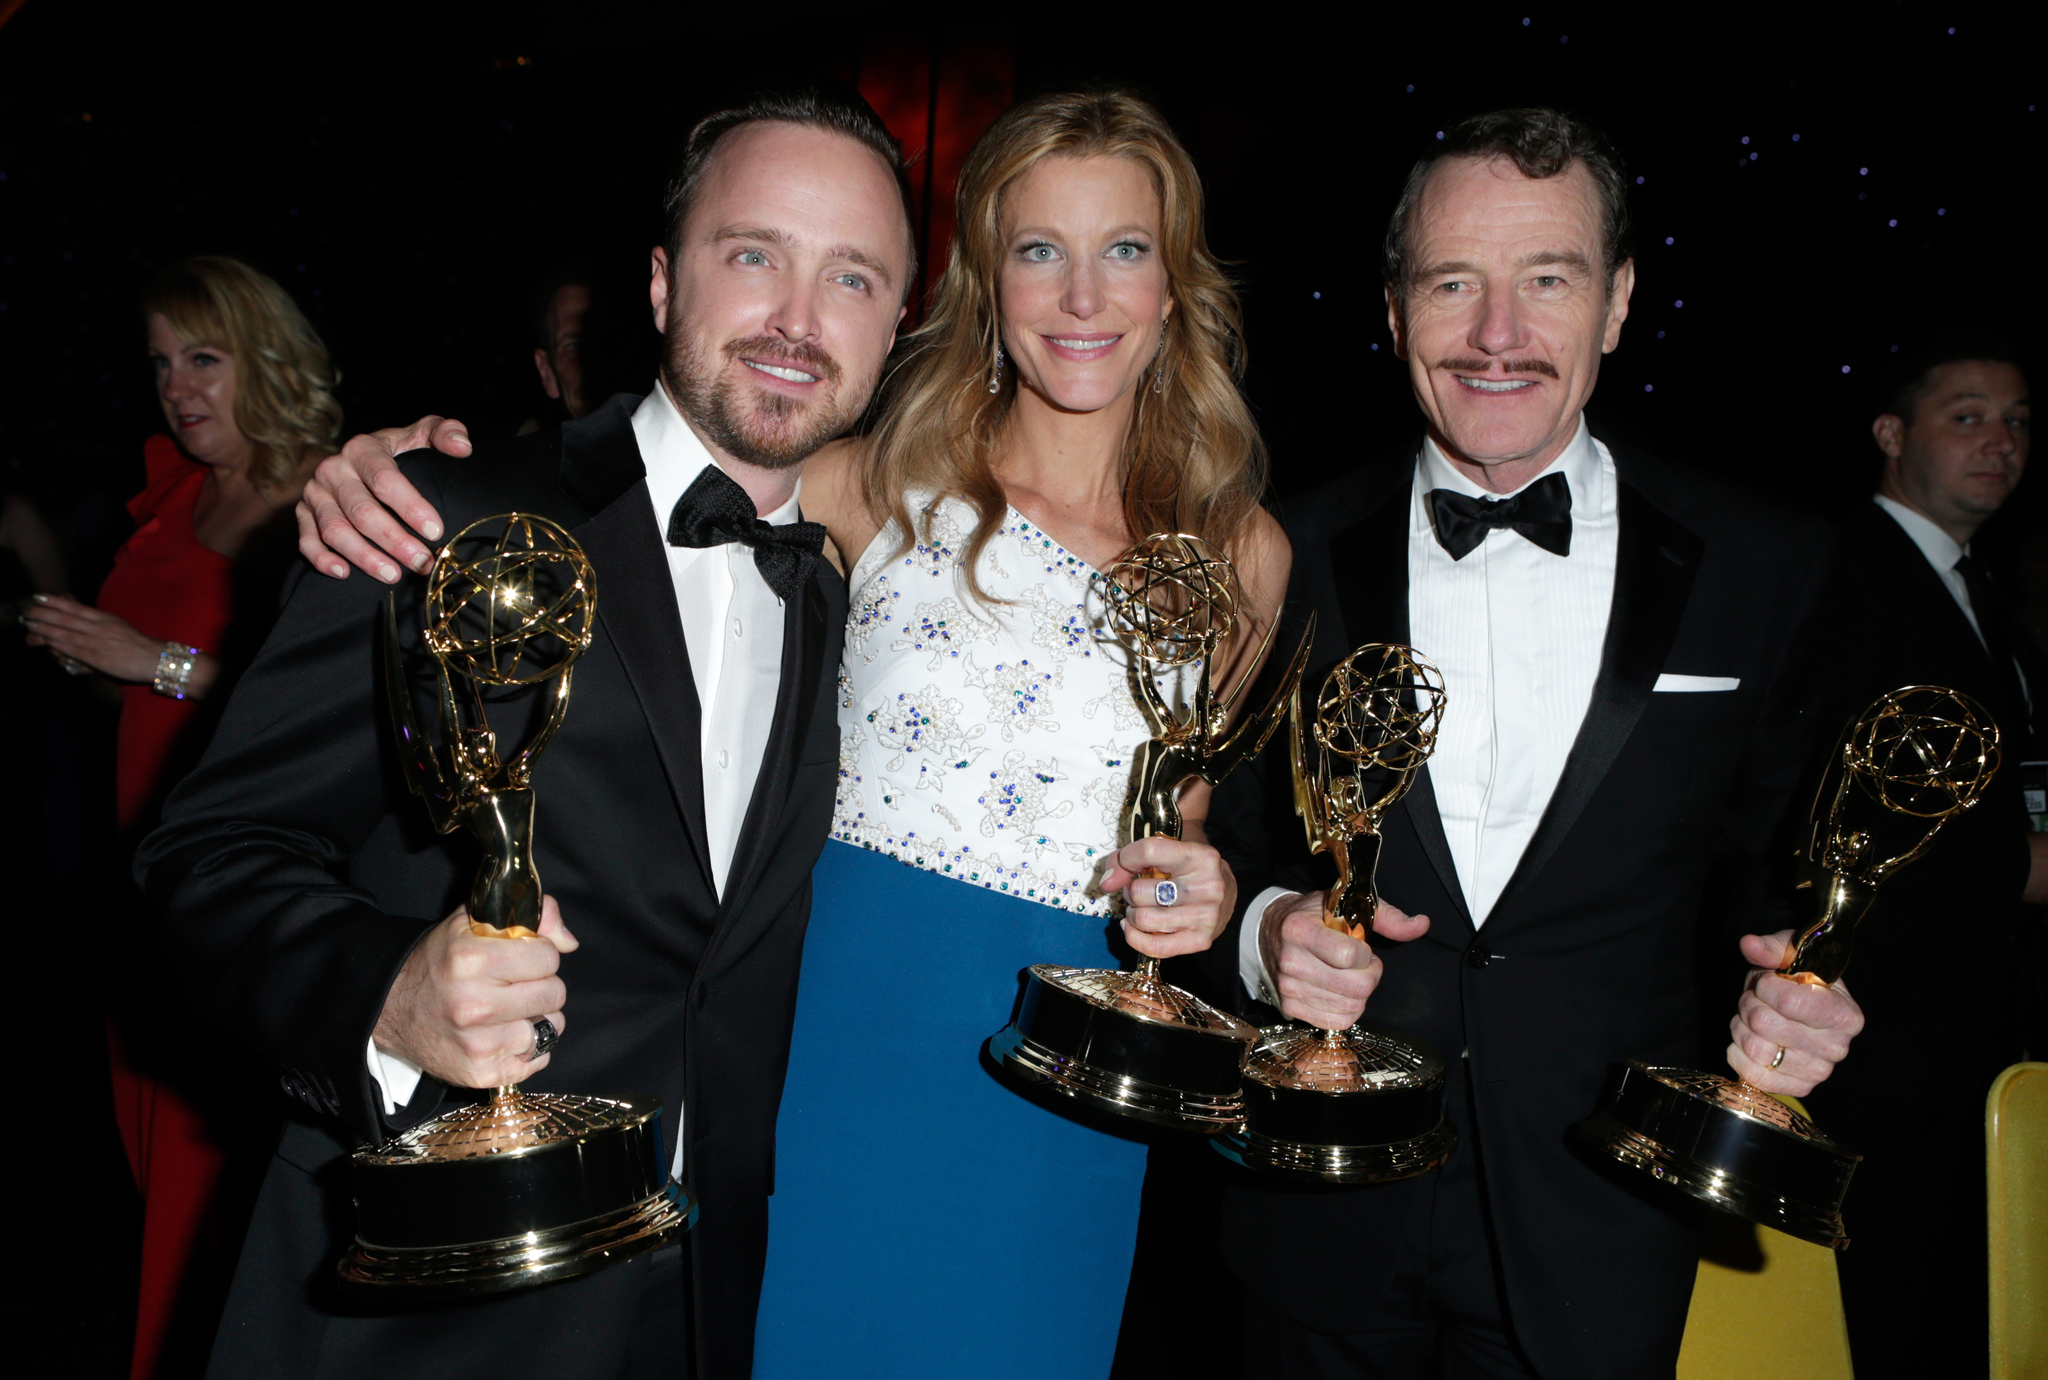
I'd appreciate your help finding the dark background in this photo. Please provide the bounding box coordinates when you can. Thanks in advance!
[4,1,2042,567]
[3,3,2040,1374]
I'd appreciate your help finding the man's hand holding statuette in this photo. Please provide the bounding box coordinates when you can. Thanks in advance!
[372,894,580,1089]
[1259,891,1430,1030]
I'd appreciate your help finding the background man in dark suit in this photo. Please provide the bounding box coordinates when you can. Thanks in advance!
[1799,336,2040,1380]
[135,90,914,1379]
[1200,109,1866,1379]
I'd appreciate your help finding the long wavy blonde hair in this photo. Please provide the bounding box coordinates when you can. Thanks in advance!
[145,256,342,496]
[861,90,1266,601]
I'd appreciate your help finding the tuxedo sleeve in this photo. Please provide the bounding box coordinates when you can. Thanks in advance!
[1178,601,1328,1017]
[135,462,452,1147]
[1712,517,1834,953]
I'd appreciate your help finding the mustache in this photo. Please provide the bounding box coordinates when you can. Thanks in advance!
[1436,357,1559,379]
[726,336,841,385]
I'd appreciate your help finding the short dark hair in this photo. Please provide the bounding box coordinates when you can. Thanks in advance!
[530,260,591,352]
[660,87,918,298]
[1384,107,1630,293]
[1883,328,2029,424]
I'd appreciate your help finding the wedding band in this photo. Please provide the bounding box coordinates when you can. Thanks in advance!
[1769,1045,1786,1071]
[1153,879,1179,908]
[531,1018,559,1058]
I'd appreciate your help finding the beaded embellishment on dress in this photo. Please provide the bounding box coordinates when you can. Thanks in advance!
[834,496,1161,916]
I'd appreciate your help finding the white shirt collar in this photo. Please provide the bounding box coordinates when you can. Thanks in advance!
[1872,493,1967,571]
[631,383,803,532]
[1414,414,1603,538]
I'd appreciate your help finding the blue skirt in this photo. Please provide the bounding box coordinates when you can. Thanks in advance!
[752,841,1148,1379]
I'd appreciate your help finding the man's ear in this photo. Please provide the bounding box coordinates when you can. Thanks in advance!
[1872,413,1906,460]
[1601,258,1636,354]
[1385,285,1410,361]
[534,348,562,400]
[649,247,673,334]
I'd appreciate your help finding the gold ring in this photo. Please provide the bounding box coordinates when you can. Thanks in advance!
[1769,1045,1786,1071]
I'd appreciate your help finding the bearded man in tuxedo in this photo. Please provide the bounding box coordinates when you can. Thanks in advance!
[1201,109,1867,1379]
[136,89,913,1380]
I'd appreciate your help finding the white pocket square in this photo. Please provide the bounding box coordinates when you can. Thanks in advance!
[1654,674,1740,692]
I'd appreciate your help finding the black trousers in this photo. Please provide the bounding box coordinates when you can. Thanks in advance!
[1241,1069,1539,1380]
[1814,1091,1991,1380]
[622,1242,691,1379]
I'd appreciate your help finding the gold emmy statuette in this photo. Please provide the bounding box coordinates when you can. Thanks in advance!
[989,534,1314,1132]
[1578,686,2001,1249]
[1215,644,1459,1183]
[337,513,694,1300]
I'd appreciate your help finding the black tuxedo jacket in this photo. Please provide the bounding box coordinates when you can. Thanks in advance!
[136,395,845,1380]
[1197,430,1829,1379]
[1800,500,2034,1113]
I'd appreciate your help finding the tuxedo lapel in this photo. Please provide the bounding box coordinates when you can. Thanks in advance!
[1860,504,2003,683]
[565,451,717,897]
[717,566,832,918]
[1485,476,1702,927]
[1326,461,1472,933]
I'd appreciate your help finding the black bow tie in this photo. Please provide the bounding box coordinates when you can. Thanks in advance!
[665,464,827,601]
[1427,472,1573,561]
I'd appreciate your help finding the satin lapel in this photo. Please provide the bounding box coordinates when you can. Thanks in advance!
[718,567,832,916]
[1327,467,1473,934]
[1485,478,1702,928]
[572,480,715,893]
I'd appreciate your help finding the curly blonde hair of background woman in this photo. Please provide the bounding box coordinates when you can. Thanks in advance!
[144,256,342,496]
[861,90,1267,603]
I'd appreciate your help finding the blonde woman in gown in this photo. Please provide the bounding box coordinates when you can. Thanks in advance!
[753,91,1288,1378]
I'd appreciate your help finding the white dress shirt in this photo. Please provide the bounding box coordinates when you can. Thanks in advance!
[1241,418,1619,1001]
[1872,494,1984,643]
[371,383,798,1117]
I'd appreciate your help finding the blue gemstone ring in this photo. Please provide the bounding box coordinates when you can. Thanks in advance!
[1153,879,1179,908]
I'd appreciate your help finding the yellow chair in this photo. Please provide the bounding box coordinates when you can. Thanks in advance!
[1989,1062,2048,1380]
[1675,1094,1855,1380]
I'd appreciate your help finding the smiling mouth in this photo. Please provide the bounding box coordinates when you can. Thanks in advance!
[178,413,208,425]
[1456,377,1536,393]
[1045,335,1121,354]
[743,359,819,384]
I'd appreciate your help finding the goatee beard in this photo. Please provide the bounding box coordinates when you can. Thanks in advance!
[665,324,852,471]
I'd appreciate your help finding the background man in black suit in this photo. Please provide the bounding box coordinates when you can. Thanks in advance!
[1200,110,1867,1379]
[135,90,914,1379]
[1798,336,2040,1380]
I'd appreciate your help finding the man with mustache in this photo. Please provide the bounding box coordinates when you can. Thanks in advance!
[136,88,913,1379]
[1202,108,1865,1378]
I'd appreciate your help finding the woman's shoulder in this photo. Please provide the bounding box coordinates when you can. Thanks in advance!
[1233,504,1291,620]
[129,434,203,522]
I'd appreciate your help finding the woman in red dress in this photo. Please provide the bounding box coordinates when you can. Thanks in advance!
[23,256,339,1378]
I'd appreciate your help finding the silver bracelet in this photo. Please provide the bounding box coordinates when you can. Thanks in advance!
[152,642,202,699]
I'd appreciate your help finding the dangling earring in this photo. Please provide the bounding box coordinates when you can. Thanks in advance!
[988,342,1006,395]
[1151,320,1169,395]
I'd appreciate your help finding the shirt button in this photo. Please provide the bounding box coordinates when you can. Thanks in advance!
[718,749,731,770]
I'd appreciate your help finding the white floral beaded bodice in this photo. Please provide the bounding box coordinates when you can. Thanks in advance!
[833,495,1155,916]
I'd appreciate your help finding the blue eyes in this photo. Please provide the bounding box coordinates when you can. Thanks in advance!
[1017,240,1149,263]
[732,250,869,291]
